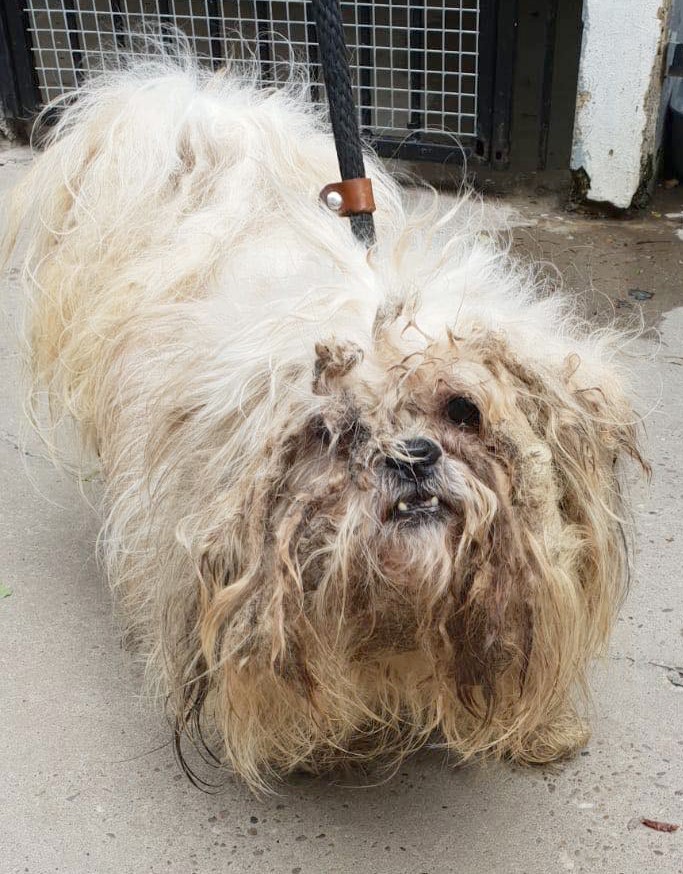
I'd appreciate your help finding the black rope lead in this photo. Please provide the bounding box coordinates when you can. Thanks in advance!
[311,0,376,247]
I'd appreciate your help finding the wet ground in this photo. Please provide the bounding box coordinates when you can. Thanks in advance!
[1,145,682,874]
[509,184,683,331]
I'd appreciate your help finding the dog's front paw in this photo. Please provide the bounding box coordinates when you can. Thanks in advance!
[511,711,591,765]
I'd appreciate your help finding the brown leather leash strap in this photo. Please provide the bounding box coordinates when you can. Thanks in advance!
[319,178,376,218]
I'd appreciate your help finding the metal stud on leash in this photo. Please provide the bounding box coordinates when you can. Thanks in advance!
[325,190,344,211]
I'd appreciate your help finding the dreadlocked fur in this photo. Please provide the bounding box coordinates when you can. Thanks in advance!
[2,50,646,792]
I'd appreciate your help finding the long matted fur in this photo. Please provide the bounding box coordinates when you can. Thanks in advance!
[2,52,646,791]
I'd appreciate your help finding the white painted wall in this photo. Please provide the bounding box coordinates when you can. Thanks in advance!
[571,0,671,208]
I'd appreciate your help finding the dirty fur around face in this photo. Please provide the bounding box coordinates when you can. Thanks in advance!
[2,47,647,792]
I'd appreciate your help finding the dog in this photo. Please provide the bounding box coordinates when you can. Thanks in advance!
[2,52,645,791]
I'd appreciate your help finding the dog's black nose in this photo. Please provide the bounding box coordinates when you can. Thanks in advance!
[386,438,442,478]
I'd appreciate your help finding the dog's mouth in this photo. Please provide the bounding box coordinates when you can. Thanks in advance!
[389,490,447,524]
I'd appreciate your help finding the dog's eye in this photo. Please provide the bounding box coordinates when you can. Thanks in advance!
[446,396,480,428]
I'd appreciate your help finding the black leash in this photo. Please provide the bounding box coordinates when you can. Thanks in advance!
[310,0,376,247]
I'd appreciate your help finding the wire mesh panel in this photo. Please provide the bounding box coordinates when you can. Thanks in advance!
[20,1,488,157]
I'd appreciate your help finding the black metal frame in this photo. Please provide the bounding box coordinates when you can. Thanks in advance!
[537,0,559,170]
[0,0,41,126]
[0,0,518,167]
[368,0,518,166]
[479,0,518,168]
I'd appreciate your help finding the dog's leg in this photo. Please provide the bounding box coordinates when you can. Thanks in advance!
[507,706,590,765]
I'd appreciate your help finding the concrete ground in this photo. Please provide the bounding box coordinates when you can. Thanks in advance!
[1,144,682,874]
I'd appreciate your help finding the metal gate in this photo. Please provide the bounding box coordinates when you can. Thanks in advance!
[0,1,516,166]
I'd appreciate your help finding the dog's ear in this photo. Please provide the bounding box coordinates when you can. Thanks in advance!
[557,352,647,472]
[187,465,321,693]
[313,340,363,394]
[432,343,648,762]
[510,350,647,599]
[496,346,647,519]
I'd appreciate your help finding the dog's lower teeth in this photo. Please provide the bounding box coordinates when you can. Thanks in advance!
[396,496,440,514]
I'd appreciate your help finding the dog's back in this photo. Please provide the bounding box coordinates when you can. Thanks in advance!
[2,55,399,451]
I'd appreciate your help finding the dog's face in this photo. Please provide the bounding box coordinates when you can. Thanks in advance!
[200,308,637,694]
[284,330,506,609]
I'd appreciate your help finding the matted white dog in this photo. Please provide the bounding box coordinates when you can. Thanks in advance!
[3,51,645,791]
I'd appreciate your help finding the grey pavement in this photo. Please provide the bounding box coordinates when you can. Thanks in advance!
[1,145,682,874]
